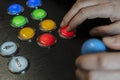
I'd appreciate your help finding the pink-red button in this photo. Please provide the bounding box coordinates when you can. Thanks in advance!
[37,33,56,47]
[59,25,75,39]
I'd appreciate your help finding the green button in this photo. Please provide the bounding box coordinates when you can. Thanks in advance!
[31,9,47,20]
[11,15,27,28]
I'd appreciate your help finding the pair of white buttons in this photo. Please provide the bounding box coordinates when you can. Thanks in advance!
[0,41,29,74]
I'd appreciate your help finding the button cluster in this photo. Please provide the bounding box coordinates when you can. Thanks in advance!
[5,0,76,74]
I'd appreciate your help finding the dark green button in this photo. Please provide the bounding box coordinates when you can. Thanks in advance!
[31,9,47,20]
[11,15,27,28]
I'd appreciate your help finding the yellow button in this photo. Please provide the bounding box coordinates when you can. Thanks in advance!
[19,27,35,40]
[40,19,56,31]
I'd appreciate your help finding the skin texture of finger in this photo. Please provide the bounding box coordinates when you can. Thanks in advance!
[76,53,100,70]
[103,34,120,50]
[76,53,120,70]
[60,0,100,27]
[88,71,120,80]
[109,0,120,22]
[90,21,120,36]
[76,70,120,80]
[67,3,114,31]
[76,69,88,80]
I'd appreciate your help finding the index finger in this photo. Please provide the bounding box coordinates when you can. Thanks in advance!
[60,0,99,27]
[67,3,113,31]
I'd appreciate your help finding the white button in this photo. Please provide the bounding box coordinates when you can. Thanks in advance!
[8,56,29,73]
[0,41,18,56]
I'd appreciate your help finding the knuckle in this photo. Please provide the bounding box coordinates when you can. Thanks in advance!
[98,54,108,69]
[80,8,90,19]
[80,8,86,16]
[87,71,94,80]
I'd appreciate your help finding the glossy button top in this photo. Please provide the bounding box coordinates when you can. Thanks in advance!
[59,25,75,39]
[27,0,42,8]
[0,41,18,56]
[19,27,35,40]
[40,19,56,32]
[8,4,24,15]
[11,15,27,28]
[8,56,29,73]
[31,8,47,20]
[81,38,106,54]
[37,33,56,47]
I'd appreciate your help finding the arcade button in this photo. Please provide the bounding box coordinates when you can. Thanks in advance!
[18,27,35,41]
[11,15,28,28]
[39,19,56,32]
[8,4,24,15]
[27,0,42,8]
[31,8,47,20]
[81,38,107,55]
[59,25,75,39]
[0,41,19,56]
[37,33,56,47]
[8,56,29,74]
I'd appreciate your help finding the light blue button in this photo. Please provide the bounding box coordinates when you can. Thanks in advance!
[8,56,29,73]
[27,0,42,8]
[81,38,106,54]
[8,4,24,15]
[0,41,18,56]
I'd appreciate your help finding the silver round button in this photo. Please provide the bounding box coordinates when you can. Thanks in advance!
[0,41,18,56]
[8,56,29,74]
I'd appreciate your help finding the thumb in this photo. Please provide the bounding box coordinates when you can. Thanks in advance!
[103,35,120,50]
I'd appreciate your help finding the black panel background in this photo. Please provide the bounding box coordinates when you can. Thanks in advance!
[0,0,110,80]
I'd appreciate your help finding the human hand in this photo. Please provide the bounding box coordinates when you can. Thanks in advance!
[75,52,120,80]
[60,0,120,36]
[61,0,120,80]
[75,35,120,80]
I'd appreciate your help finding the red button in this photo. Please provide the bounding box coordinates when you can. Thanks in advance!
[59,25,75,39]
[37,33,56,47]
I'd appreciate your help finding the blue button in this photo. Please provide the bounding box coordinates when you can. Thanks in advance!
[0,41,18,56]
[8,4,24,15]
[8,56,29,74]
[27,0,42,8]
[81,38,106,54]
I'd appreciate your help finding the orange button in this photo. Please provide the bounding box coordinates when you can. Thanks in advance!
[40,19,56,32]
[19,27,35,40]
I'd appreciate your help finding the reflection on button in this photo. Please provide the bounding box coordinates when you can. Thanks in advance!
[8,4,24,15]
[27,0,42,8]
[31,8,47,20]
[37,33,56,48]
[11,15,28,28]
[0,41,19,56]
[8,56,29,74]
[18,27,35,41]
[39,19,56,32]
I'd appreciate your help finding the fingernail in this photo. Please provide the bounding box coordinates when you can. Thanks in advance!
[103,37,116,44]
[60,22,64,27]
[67,26,71,32]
